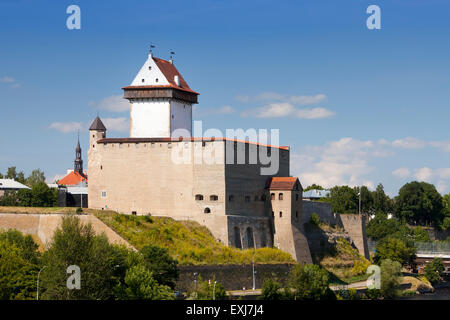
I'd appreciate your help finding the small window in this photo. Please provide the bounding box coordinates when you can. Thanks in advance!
[93,144,95,148]
[245,196,251,203]
[229,195,234,202]
[279,211,282,218]
[100,165,103,170]
[155,78,159,82]
[295,211,298,218]
[141,79,145,83]
[101,191,107,198]
[202,141,206,147]
[171,114,174,119]
[271,193,275,200]
[210,195,218,201]
[148,66,152,70]
[195,194,204,201]
[204,207,211,214]
[132,211,137,215]
[279,193,283,200]
[267,148,271,156]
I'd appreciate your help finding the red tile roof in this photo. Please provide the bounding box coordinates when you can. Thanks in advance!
[153,57,191,89]
[267,177,301,190]
[57,171,87,186]
[96,137,290,151]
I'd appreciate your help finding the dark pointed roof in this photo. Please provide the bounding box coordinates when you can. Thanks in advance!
[76,139,81,152]
[89,116,107,131]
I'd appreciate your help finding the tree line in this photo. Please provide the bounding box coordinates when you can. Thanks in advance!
[308,181,450,230]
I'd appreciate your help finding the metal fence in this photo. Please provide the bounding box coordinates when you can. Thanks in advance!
[415,241,450,254]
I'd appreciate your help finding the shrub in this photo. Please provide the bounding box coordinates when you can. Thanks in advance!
[76,207,83,214]
[310,213,320,226]
[288,264,335,300]
[261,279,282,300]
[380,259,402,299]
[424,258,445,285]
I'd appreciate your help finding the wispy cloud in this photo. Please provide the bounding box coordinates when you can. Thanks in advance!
[49,117,128,133]
[48,122,84,133]
[90,95,129,112]
[242,102,335,119]
[194,105,235,117]
[236,92,327,105]
[392,167,411,178]
[0,76,20,88]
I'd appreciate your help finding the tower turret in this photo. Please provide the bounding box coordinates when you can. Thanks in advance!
[74,135,83,175]
[89,116,107,149]
[122,49,199,138]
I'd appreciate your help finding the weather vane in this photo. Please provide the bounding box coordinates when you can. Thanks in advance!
[170,49,175,60]
[150,44,155,54]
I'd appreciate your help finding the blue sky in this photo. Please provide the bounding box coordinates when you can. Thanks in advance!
[1,0,450,196]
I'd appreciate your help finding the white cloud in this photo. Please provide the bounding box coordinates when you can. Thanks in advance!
[392,167,411,178]
[291,137,389,189]
[49,122,84,133]
[0,76,20,88]
[49,117,128,133]
[93,95,129,112]
[295,107,335,119]
[237,92,327,105]
[0,76,15,83]
[392,137,426,149]
[244,102,334,119]
[414,167,433,182]
[429,140,450,152]
[102,117,128,133]
[195,105,236,117]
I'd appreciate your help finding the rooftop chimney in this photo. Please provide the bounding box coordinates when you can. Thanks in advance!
[174,75,180,86]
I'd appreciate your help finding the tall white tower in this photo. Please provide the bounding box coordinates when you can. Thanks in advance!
[122,51,199,138]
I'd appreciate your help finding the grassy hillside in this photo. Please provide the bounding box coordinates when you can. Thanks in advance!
[93,211,294,265]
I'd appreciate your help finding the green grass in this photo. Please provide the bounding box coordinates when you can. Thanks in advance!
[93,210,294,266]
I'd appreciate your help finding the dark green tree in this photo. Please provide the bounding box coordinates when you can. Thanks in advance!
[261,279,282,300]
[5,167,17,180]
[40,215,124,300]
[26,169,46,187]
[372,183,392,214]
[395,181,444,226]
[326,186,358,214]
[31,182,57,207]
[0,230,40,300]
[304,184,324,192]
[140,245,179,289]
[374,237,415,265]
[380,259,402,299]
[288,264,335,300]
[424,258,445,285]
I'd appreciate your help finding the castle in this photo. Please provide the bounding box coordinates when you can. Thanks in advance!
[88,50,312,263]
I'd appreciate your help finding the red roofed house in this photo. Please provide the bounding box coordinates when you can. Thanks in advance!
[58,137,88,186]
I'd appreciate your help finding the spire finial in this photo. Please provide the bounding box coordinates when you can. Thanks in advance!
[169,50,175,64]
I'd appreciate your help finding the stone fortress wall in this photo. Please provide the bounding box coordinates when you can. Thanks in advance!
[0,213,133,249]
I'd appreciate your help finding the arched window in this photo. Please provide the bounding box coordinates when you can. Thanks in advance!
[278,193,283,200]
[246,227,255,249]
[204,207,211,213]
[234,226,242,249]
[210,195,218,201]
[195,194,203,201]
[271,193,275,200]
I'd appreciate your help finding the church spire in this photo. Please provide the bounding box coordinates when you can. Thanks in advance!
[74,132,83,175]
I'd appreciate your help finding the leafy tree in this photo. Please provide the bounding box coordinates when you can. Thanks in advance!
[380,259,402,299]
[261,279,282,300]
[31,182,57,207]
[424,258,445,285]
[16,172,26,184]
[17,189,32,207]
[0,230,40,300]
[440,193,450,230]
[304,184,324,192]
[366,214,403,240]
[26,169,46,187]
[140,245,179,289]
[372,183,392,214]
[40,215,125,300]
[326,186,358,214]
[5,167,17,180]
[374,237,415,266]
[412,227,430,242]
[358,186,373,214]
[395,181,444,226]
[119,264,173,300]
[0,172,3,179]
[288,264,335,300]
